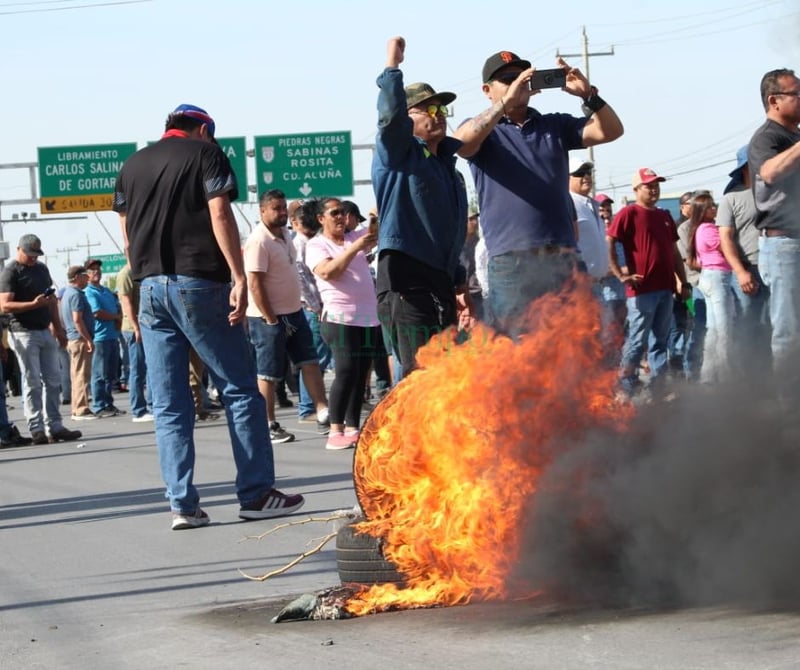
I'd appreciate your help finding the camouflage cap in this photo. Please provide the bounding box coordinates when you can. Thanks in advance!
[404,82,456,110]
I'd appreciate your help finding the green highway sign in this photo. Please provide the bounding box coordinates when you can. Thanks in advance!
[254,131,353,199]
[216,136,247,202]
[93,253,127,274]
[38,143,137,214]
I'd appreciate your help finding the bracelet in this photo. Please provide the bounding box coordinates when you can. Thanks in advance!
[582,86,607,116]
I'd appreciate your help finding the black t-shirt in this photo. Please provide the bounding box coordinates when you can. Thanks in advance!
[113,137,237,282]
[0,261,53,331]
[748,119,800,233]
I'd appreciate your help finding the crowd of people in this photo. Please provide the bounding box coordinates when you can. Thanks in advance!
[1,41,797,531]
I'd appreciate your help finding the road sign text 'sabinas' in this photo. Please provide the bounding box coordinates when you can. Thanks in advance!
[254,131,353,198]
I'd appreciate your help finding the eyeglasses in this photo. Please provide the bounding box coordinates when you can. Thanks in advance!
[492,73,521,85]
[325,208,344,217]
[409,104,449,119]
[773,90,800,98]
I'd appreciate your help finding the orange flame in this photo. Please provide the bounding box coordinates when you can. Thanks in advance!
[345,277,632,616]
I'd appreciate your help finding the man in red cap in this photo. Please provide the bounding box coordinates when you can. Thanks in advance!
[607,168,690,400]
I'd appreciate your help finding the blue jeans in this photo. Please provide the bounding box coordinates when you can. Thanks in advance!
[488,250,576,337]
[91,339,117,413]
[8,329,65,434]
[0,349,14,440]
[683,287,707,381]
[123,330,151,417]
[620,290,674,394]
[731,265,771,375]
[139,275,275,514]
[298,308,332,418]
[248,310,318,381]
[698,269,735,383]
[760,235,800,372]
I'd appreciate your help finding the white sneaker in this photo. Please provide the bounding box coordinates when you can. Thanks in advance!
[132,413,155,423]
[171,508,210,530]
[71,412,97,421]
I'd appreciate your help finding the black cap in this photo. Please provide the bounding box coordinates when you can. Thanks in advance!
[19,234,44,257]
[341,200,366,222]
[482,51,531,83]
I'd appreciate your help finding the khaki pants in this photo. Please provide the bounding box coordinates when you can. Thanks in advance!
[67,339,92,416]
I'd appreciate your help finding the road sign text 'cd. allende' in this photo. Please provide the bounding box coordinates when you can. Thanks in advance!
[254,131,353,198]
[38,143,137,214]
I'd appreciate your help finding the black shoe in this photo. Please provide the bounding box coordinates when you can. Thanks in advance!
[269,422,295,444]
[239,488,305,520]
[0,425,33,448]
[49,427,82,443]
[277,396,294,408]
[31,431,49,445]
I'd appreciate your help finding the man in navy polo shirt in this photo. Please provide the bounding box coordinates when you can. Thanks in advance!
[455,50,623,337]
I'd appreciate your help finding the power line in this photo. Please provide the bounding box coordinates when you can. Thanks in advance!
[0,0,150,15]
[592,0,781,27]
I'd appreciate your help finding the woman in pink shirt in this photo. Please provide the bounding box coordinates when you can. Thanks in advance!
[306,198,380,450]
[687,190,736,383]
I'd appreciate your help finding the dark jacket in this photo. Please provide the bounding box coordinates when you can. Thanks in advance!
[371,67,468,282]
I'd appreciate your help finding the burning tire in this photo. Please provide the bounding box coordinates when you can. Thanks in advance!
[336,519,406,586]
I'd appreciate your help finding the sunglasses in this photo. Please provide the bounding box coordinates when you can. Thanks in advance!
[410,104,449,119]
[325,208,344,217]
[492,73,520,85]
[773,90,800,98]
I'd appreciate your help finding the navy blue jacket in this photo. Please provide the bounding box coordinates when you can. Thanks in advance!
[371,68,468,283]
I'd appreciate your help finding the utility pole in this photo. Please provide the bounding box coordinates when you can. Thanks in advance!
[557,26,615,169]
[75,235,101,263]
[56,246,79,267]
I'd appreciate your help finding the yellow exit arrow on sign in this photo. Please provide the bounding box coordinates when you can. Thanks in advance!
[39,194,114,214]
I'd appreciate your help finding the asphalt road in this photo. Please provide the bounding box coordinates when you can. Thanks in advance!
[2,391,800,670]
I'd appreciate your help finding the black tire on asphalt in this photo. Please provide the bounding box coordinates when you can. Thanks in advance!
[336,519,406,586]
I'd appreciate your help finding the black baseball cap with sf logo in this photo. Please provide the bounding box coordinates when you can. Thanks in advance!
[482,51,532,83]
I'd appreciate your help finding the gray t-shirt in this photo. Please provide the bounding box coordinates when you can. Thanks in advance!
[716,185,760,266]
[0,260,53,331]
[749,118,800,234]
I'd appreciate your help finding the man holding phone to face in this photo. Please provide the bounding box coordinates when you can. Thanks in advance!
[454,51,624,337]
[0,234,82,444]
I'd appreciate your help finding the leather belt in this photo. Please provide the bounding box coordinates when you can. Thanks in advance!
[522,245,576,258]
[762,228,799,238]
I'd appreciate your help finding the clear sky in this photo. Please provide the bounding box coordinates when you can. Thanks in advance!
[0,0,797,285]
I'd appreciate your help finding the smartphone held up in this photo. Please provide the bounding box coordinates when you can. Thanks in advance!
[529,68,566,90]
